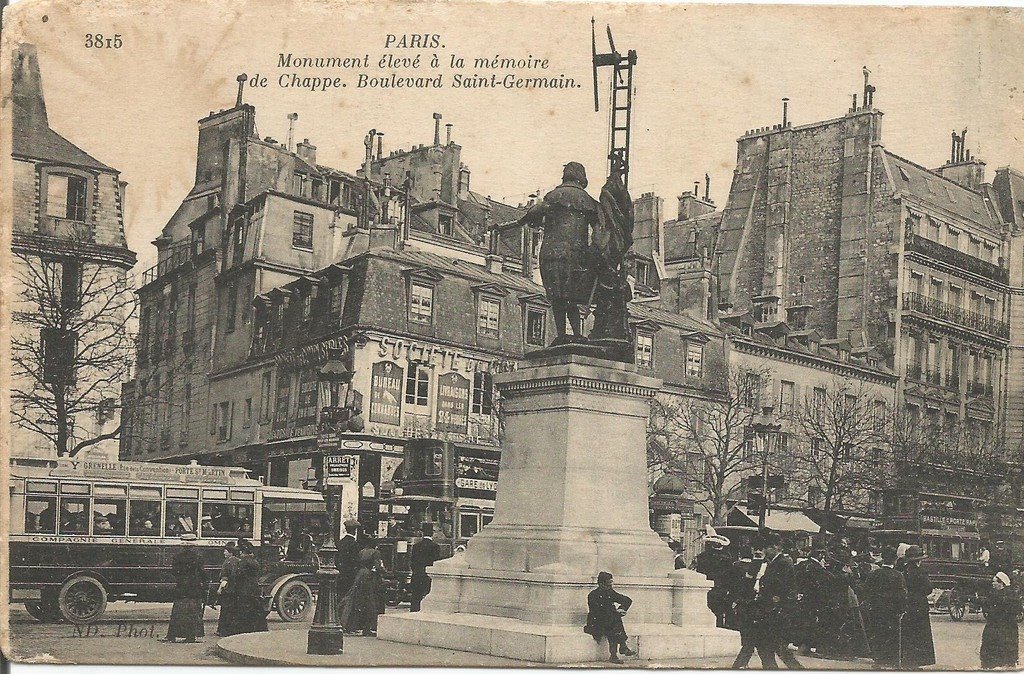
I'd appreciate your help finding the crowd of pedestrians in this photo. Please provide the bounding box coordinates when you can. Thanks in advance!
[691,529,1021,670]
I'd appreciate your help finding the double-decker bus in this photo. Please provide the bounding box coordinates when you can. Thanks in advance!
[8,456,327,625]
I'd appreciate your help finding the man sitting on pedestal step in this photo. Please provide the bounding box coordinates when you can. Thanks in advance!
[409,522,441,612]
[584,572,638,664]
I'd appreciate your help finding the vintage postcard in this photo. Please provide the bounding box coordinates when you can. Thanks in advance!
[2,0,1024,668]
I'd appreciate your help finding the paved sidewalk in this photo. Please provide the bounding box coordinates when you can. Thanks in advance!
[217,628,875,668]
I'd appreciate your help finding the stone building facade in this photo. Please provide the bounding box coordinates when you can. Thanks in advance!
[646,85,1024,557]
[9,44,136,458]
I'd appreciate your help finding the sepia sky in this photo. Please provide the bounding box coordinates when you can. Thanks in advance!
[4,0,1023,274]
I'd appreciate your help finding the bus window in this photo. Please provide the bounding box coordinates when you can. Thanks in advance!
[166,500,199,536]
[459,512,480,538]
[201,502,254,537]
[26,496,57,533]
[59,497,90,534]
[129,500,162,536]
[93,499,127,536]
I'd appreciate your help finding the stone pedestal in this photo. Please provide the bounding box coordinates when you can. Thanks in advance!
[378,354,739,663]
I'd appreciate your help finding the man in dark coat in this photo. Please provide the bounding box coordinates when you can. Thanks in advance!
[409,522,441,612]
[754,534,804,669]
[792,548,831,655]
[730,545,774,668]
[694,534,733,628]
[900,545,936,668]
[862,546,907,668]
[990,540,1014,576]
[519,162,599,344]
[335,519,360,599]
[585,571,637,664]
[164,533,207,643]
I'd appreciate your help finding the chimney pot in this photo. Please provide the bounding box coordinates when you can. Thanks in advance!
[445,123,453,144]
[432,112,443,146]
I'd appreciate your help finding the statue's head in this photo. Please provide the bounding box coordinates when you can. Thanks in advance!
[562,162,588,189]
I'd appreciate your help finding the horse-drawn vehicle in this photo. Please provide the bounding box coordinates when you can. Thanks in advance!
[920,558,1023,622]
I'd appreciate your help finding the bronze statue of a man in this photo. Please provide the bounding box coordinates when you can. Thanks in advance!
[520,162,598,344]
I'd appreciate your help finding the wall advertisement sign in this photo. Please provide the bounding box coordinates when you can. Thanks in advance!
[369,360,403,425]
[436,372,470,434]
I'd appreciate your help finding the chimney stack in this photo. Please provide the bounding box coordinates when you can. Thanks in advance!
[782,97,789,127]
[432,112,442,146]
[286,112,298,152]
[235,74,247,107]
[704,173,711,202]
[445,123,453,145]
[376,132,384,160]
[960,128,968,162]
[364,129,376,177]
[852,93,857,111]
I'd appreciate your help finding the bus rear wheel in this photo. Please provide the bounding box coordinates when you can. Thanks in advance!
[276,580,313,622]
[58,576,108,625]
[25,600,61,623]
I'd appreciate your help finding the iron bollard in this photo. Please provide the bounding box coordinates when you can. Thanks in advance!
[307,567,343,655]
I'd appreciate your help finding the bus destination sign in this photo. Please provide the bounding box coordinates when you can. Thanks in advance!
[48,459,241,484]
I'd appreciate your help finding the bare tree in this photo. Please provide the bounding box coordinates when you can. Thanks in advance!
[648,366,770,525]
[10,250,135,456]
[790,379,885,523]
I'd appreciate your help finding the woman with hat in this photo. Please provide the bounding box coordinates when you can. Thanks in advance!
[340,542,387,636]
[981,571,1021,669]
[900,545,936,668]
[584,571,637,664]
[231,539,269,635]
[213,541,240,636]
[164,533,207,643]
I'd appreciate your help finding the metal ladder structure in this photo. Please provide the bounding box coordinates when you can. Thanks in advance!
[592,19,638,188]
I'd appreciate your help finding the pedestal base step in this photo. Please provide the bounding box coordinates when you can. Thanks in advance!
[377,611,741,664]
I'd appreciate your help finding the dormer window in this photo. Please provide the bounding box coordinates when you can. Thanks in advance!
[635,259,652,287]
[754,301,778,323]
[410,282,434,324]
[477,296,500,338]
[46,174,88,221]
[635,332,654,368]
[438,214,454,237]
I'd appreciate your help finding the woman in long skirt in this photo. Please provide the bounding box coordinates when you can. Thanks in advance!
[229,540,269,635]
[981,572,1021,669]
[900,546,937,668]
[341,546,387,636]
[165,533,207,643]
[214,541,239,636]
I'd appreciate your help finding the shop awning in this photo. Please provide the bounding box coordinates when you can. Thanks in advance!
[731,505,820,533]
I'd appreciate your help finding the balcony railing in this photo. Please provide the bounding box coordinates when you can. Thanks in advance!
[142,239,207,286]
[902,292,1009,339]
[906,234,1009,284]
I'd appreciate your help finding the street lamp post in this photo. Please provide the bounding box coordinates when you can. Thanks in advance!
[307,475,343,655]
[755,421,781,532]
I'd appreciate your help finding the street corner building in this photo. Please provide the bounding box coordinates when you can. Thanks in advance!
[118,93,544,542]
[9,43,137,460]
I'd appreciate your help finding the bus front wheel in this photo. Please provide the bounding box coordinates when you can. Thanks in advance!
[58,576,108,625]
[276,579,314,622]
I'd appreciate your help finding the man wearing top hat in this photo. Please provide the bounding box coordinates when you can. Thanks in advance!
[862,546,907,668]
